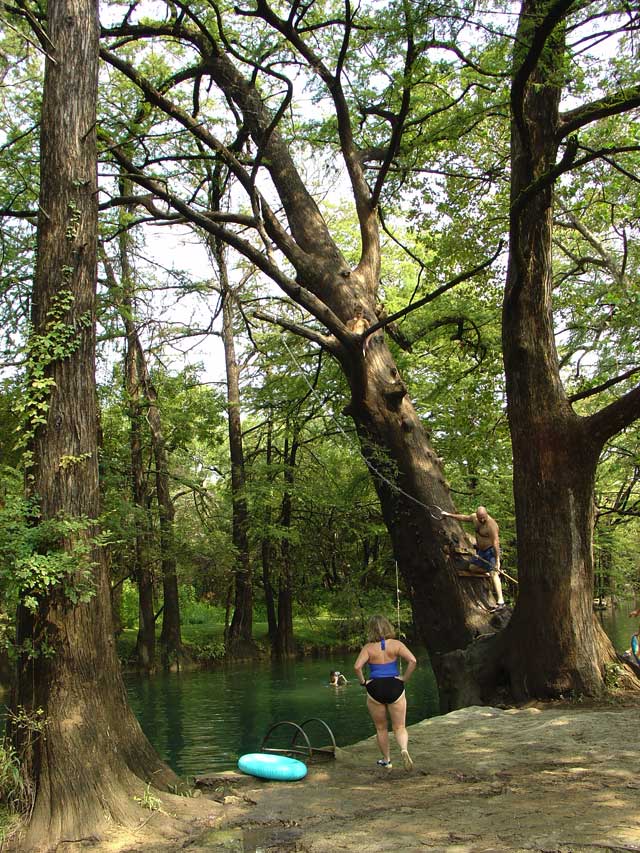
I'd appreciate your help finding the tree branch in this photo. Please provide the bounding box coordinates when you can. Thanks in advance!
[558,85,640,139]
[587,382,640,446]
[100,42,310,271]
[361,241,504,341]
[555,200,627,285]
[8,0,57,60]
[252,309,342,354]
[245,0,379,281]
[569,366,640,404]
[99,192,257,227]
[371,1,415,208]
[510,135,578,217]
[99,133,341,327]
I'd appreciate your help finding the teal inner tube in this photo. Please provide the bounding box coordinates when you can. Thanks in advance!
[237,753,308,781]
[631,634,639,663]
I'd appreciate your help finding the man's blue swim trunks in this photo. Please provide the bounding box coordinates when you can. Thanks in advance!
[472,546,497,571]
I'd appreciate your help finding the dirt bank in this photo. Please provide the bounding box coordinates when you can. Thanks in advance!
[45,697,640,853]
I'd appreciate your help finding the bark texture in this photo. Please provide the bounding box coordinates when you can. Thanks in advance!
[10,1,176,848]
[500,0,638,698]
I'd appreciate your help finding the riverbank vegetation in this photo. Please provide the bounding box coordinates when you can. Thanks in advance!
[116,595,394,664]
[0,0,639,848]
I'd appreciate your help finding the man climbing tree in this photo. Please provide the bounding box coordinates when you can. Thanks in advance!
[442,506,505,612]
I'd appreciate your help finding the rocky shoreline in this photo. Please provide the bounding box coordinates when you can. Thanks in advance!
[89,695,640,853]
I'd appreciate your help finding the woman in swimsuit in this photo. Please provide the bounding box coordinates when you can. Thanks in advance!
[354,614,417,770]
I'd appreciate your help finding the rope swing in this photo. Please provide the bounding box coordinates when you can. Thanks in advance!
[395,559,403,673]
[280,336,517,597]
[395,560,402,638]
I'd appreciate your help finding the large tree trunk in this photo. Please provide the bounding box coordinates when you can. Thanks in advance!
[499,0,620,698]
[275,575,295,657]
[10,0,176,847]
[338,325,503,707]
[125,329,156,672]
[154,435,183,668]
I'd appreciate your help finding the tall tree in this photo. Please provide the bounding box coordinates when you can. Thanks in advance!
[215,242,255,654]
[142,359,186,667]
[275,423,298,657]
[8,0,176,846]
[498,0,640,697]
[259,409,278,645]
[102,235,158,671]
[100,0,504,707]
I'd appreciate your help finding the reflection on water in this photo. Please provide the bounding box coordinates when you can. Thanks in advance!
[124,603,639,778]
[598,599,640,653]
[124,652,440,777]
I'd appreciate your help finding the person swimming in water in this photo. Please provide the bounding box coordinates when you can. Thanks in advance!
[329,670,348,686]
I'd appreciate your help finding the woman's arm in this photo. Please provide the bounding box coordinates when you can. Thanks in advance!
[396,641,417,682]
[354,646,370,685]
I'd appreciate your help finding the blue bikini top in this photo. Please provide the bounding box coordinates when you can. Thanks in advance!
[368,637,400,678]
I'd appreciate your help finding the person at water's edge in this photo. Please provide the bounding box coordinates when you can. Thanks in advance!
[354,615,417,771]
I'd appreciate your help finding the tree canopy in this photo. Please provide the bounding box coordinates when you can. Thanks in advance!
[0,0,639,845]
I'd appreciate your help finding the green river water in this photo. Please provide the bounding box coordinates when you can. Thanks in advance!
[124,653,440,777]
[123,602,639,778]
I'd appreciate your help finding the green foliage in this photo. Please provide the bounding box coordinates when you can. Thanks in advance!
[0,486,96,633]
[119,579,139,630]
[21,289,85,405]
[134,782,162,812]
[188,638,226,663]
[98,361,229,606]
[0,705,46,821]
[0,739,26,816]
[179,586,224,626]
[14,516,96,612]
[115,629,138,665]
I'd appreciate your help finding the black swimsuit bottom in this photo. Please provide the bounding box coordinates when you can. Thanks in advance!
[365,676,405,705]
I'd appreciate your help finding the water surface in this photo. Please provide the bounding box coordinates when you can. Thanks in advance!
[124,653,439,777]
[124,603,639,778]
[598,600,639,653]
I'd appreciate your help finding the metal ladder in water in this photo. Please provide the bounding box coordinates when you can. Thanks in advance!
[259,717,336,763]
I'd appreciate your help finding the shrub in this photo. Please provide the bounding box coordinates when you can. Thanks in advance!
[188,640,226,663]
